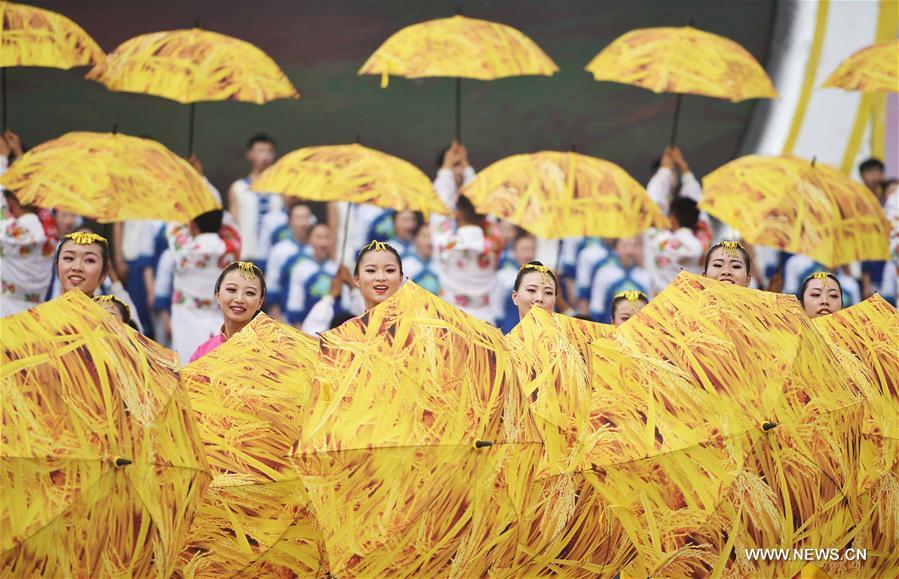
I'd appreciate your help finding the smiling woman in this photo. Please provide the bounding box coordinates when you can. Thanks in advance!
[188,261,266,363]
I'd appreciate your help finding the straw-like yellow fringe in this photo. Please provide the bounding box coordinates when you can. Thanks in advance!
[0,2,104,68]
[822,39,899,93]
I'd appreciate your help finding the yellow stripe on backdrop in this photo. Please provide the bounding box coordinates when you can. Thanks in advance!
[840,0,898,172]
[782,0,831,155]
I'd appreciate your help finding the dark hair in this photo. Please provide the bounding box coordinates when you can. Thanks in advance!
[881,178,897,191]
[611,291,649,318]
[353,241,404,277]
[455,194,483,224]
[513,261,559,293]
[193,210,223,234]
[669,196,699,230]
[799,272,842,306]
[247,133,276,149]
[2,189,38,214]
[54,231,111,278]
[702,241,752,276]
[859,158,884,174]
[94,295,134,327]
[214,261,266,303]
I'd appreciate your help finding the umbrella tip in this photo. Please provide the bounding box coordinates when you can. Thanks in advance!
[571,142,578,153]
[762,421,777,432]
[114,457,133,467]
[355,134,361,144]
[194,18,200,28]
[811,156,817,168]
[474,440,493,449]
[455,2,462,15]
[112,124,118,135]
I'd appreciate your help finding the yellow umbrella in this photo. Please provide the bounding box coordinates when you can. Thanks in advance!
[0,291,209,577]
[812,295,899,576]
[699,155,890,267]
[501,306,632,577]
[293,280,538,577]
[0,1,104,127]
[585,26,777,143]
[461,150,668,240]
[0,131,221,223]
[86,27,298,154]
[179,314,326,577]
[594,272,866,576]
[253,143,451,260]
[359,13,558,139]
[822,39,899,93]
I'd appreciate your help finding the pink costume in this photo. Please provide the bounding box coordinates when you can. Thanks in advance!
[188,330,226,364]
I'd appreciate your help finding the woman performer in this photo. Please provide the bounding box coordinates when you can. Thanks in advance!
[799,271,843,319]
[702,240,752,287]
[188,261,265,362]
[510,261,557,324]
[610,290,649,326]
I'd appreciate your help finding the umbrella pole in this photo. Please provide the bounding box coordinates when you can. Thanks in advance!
[2,67,7,131]
[187,102,197,157]
[555,239,564,272]
[454,77,462,142]
[669,93,684,145]
[340,203,353,266]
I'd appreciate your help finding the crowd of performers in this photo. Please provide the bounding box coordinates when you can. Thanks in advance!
[2,130,898,363]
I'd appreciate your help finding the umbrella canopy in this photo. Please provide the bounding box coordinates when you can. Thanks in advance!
[822,39,899,93]
[0,1,104,68]
[812,295,899,576]
[502,307,632,577]
[0,291,209,577]
[584,26,777,102]
[252,143,451,216]
[179,314,326,577]
[293,281,537,577]
[593,272,866,577]
[699,155,890,268]
[0,131,221,223]
[85,27,298,104]
[461,151,667,239]
[358,14,558,85]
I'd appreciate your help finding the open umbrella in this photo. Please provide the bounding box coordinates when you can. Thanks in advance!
[461,150,667,240]
[699,155,890,267]
[585,26,777,144]
[293,280,538,577]
[252,143,451,261]
[179,314,326,577]
[0,130,220,223]
[0,291,209,577]
[86,27,298,155]
[502,306,632,577]
[359,13,558,140]
[822,38,899,93]
[812,295,899,576]
[593,272,867,576]
[0,1,104,128]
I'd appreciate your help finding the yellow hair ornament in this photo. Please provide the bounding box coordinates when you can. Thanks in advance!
[717,240,744,256]
[65,232,108,246]
[236,261,259,279]
[94,295,131,320]
[363,240,390,252]
[520,263,551,275]
[810,271,835,280]
[613,290,648,302]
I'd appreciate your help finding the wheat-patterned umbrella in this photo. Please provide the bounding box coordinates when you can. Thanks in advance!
[699,155,890,268]
[293,280,539,577]
[0,291,209,577]
[253,143,451,261]
[178,314,326,578]
[592,272,867,577]
[0,1,104,127]
[359,12,558,140]
[0,131,220,223]
[86,27,298,155]
[501,306,633,577]
[822,39,899,93]
[585,26,777,144]
[462,150,667,241]
[812,295,899,576]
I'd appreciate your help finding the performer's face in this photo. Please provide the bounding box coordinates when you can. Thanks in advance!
[704,247,750,287]
[355,251,402,310]
[802,277,842,319]
[58,242,106,295]
[216,270,263,325]
[512,271,556,320]
[612,299,647,326]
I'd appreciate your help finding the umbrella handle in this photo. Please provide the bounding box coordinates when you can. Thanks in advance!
[669,93,684,146]
[454,77,462,142]
[340,203,352,265]
[187,102,197,157]
[474,440,493,449]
